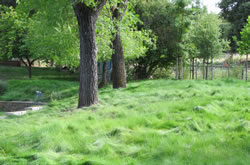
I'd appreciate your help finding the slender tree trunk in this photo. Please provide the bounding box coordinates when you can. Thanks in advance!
[246,54,248,81]
[99,61,107,88]
[180,57,183,80]
[206,59,209,80]
[111,0,128,88]
[19,57,33,79]
[211,57,213,80]
[227,55,230,78]
[242,67,244,80]
[203,59,205,80]
[176,57,179,80]
[195,59,198,80]
[112,28,127,88]
[190,59,192,80]
[192,57,195,80]
[73,1,106,108]
[28,64,32,79]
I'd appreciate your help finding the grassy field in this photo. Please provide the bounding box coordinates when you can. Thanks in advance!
[0,66,79,102]
[0,66,79,81]
[0,66,249,165]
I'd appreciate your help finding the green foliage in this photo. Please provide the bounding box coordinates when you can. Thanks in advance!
[13,0,149,69]
[235,16,250,55]
[190,13,229,59]
[219,0,250,52]
[0,6,30,60]
[132,0,199,79]
[0,76,249,164]
[16,0,80,70]
[0,80,7,95]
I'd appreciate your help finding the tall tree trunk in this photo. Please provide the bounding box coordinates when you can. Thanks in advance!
[246,54,248,81]
[99,61,107,88]
[111,0,128,88]
[112,28,127,88]
[73,1,107,108]
[211,57,213,80]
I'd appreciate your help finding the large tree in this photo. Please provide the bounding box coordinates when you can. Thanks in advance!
[110,0,128,88]
[219,0,250,52]
[133,0,195,79]
[191,13,229,80]
[0,6,40,78]
[72,0,107,108]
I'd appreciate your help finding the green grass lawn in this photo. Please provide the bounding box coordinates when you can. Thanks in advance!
[0,66,79,102]
[0,74,249,164]
[0,66,79,81]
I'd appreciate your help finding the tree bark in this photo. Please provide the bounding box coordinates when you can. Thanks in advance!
[28,64,32,79]
[246,54,248,81]
[195,59,198,80]
[203,59,205,80]
[99,62,107,88]
[176,57,179,80]
[211,57,213,80]
[181,57,183,80]
[192,57,195,80]
[242,67,244,80]
[112,29,127,88]
[189,59,192,80]
[73,1,107,108]
[111,0,128,88]
[19,57,35,79]
[206,59,209,80]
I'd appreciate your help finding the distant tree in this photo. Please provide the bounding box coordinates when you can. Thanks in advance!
[235,16,250,81]
[108,0,128,88]
[191,13,229,80]
[133,0,196,79]
[0,6,41,78]
[219,0,250,52]
[98,3,151,88]
[134,0,178,79]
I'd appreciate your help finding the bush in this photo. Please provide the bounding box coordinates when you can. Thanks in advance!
[0,80,8,95]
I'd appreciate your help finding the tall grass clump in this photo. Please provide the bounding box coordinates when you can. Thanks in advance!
[0,80,7,95]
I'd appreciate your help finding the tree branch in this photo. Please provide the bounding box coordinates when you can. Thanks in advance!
[96,0,107,16]
[19,57,28,68]
[118,0,128,21]
[31,58,39,64]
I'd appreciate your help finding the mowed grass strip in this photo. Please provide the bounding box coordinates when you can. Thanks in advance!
[0,79,249,164]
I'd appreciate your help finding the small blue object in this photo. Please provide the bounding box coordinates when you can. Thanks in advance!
[34,91,42,104]
[36,91,43,97]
